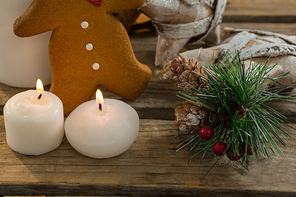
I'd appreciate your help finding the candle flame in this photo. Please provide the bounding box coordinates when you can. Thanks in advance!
[36,79,44,91]
[96,89,104,105]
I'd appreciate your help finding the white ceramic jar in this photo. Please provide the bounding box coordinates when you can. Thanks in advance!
[0,0,52,88]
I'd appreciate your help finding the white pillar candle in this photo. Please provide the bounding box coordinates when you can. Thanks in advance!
[0,0,51,87]
[4,79,64,155]
[65,90,139,159]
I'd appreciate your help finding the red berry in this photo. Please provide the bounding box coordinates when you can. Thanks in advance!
[243,143,256,155]
[213,142,227,156]
[227,148,242,161]
[200,126,214,140]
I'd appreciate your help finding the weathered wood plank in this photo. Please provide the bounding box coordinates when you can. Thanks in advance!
[133,0,296,24]
[2,23,296,121]
[0,81,181,120]
[0,30,181,120]
[0,0,295,196]
[220,23,296,35]
[224,0,296,23]
[0,29,179,119]
[135,0,296,24]
[0,117,296,196]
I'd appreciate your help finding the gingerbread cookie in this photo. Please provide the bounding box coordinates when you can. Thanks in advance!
[14,0,152,116]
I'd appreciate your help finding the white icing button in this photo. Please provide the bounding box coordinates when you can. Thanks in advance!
[86,43,93,51]
[81,21,89,29]
[93,63,100,71]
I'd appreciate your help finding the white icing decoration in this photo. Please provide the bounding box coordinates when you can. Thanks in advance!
[86,43,93,51]
[93,63,100,71]
[81,21,89,29]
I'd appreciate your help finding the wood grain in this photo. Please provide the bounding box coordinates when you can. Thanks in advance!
[0,117,296,196]
[224,0,296,23]
[2,23,296,121]
[1,1,296,195]
[134,0,296,24]
[220,23,296,35]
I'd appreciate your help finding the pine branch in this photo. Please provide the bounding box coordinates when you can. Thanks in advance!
[175,52,296,179]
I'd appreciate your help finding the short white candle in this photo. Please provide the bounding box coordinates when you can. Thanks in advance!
[65,90,139,159]
[4,79,64,155]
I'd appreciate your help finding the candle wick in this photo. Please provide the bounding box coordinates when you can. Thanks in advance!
[38,94,43,100]
[99,103,103,111]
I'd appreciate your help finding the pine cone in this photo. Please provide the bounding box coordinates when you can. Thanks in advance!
[170,55,206,91]
[174,102,208,134]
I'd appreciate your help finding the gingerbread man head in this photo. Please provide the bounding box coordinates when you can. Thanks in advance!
[14,0,152,115]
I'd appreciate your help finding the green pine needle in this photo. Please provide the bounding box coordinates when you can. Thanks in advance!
[176,52,296,178]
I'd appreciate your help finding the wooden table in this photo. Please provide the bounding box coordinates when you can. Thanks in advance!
[1,0,296,196]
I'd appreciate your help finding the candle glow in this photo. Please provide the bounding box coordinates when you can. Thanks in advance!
[96,89,104,111]
[36,78,44,91]
[96,89,104,103]
[36,79,44,100]
[4,79,64,155]
[65,90,139,159]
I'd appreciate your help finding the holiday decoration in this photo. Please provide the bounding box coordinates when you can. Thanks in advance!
[213,142,227,156]
[13,0,152,116]
[159,54,206,84]
[65,89,139,159]
[174,52,295,177]
[174,101,208,133]
[227,148,242,161]
[169,55,207,91]
[4,79,64,155]
[140,0,227,67]
[200,126,214,140]
[0,0,51,88]
[243,143,255,155]
[160,28,296,88]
